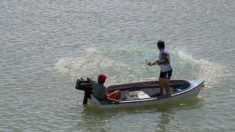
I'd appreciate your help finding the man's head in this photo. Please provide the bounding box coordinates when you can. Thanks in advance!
[157,40,165,50]
[98,74,107,84]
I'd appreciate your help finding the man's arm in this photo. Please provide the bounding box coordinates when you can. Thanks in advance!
[147,60,159,66]
[147,53,169,66]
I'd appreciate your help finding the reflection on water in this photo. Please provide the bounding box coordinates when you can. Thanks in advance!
[157,111,172,132]
[156,98,202,132]
[79,98,201,131]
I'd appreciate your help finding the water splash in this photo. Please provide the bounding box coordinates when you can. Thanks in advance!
[55,46,227,87]
[54,47,130,85]
[172,49,227,86]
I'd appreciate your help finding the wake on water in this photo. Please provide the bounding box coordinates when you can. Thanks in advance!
[54,46,226,87]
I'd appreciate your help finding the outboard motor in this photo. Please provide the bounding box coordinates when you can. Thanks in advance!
[75,78,92,91]
[75,78,93,104]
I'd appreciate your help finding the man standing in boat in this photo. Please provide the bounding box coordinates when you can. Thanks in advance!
[147,40,173,96]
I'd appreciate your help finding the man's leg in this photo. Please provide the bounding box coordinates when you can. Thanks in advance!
[164,79,170,95]
[159,78,165,95]
[164,70,172,95]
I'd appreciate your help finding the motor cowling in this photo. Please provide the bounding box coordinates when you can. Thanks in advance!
[75,78,92,92]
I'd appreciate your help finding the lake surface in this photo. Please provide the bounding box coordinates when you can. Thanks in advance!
[0,0,235,131]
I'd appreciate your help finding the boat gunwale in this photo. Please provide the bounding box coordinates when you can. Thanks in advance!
[106,80,190,92]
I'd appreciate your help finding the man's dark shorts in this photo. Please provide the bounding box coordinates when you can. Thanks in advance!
[159,70,172,79]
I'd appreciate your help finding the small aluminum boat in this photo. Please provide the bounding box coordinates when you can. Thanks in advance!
[75,78,204,109]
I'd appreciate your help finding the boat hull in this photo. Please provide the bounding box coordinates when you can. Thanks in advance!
[88,80,204,109]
